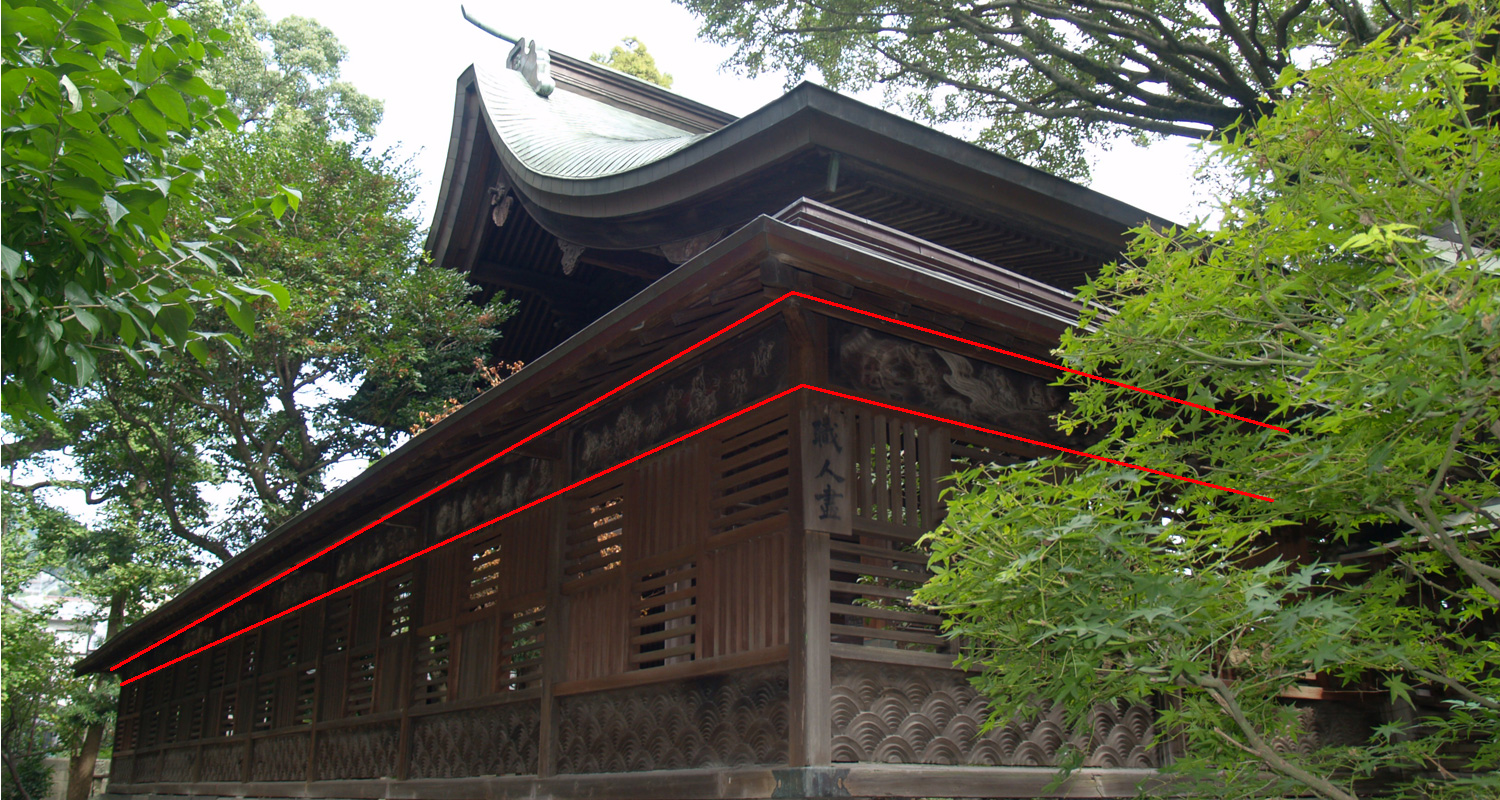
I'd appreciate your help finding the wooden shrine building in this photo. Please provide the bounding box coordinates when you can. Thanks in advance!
[79,31,1187,800]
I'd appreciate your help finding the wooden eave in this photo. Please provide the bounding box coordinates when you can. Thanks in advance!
[426,67,1167,276]
[77,200,1086,677]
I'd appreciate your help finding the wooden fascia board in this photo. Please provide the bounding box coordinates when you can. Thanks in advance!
[425,67,482,266]
[761,223,1079,346]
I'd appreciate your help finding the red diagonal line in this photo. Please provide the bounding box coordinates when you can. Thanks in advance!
[114,285,1283,674]
[806,385,1274,502]
[110,292,798,673]
[122,380,1272,684]
[120,387,802,686]
[791,292,1289,433]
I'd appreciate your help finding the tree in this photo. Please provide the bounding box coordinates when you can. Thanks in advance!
[675,0,1500,178]
[4,4,513,796]
[1,0,298,417]
[126,123,511,548]
[916,5,1499,798]
[591,37,674,88]
[178,0,383,136]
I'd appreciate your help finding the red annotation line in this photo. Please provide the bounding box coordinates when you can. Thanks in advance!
[108,291,800,674]
[121,384,1273,686]
[790,292,1291,434]
[113,290,1283,676]
[120,386,799,686]
[805,386,1275,503]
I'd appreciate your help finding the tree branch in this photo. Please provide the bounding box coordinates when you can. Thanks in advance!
[1189,674,1360,800]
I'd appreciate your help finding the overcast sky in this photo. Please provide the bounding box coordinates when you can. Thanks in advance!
[254,0,1214,226]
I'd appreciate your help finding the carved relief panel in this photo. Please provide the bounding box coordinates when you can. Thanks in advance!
[574,322,788,472]
[556,666,790,774]
[830,660,1166,768]
[827,320,1070,443]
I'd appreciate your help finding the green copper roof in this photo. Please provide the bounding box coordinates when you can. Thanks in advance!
[474,63,707,180]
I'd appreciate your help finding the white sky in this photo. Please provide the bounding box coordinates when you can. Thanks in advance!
[254,0,1213,226]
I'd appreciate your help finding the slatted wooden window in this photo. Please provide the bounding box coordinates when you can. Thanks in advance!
[217,687,238,736]
[413,632,451,706]
[565,481,626,583]
[239,634,259,680]
[141,707,161,749]
[278,615,303,668]
[850,413,940,534]
[139,672,158,713]
[466,532,504,612]
[630,564,697,669]
[344,650,375,716]
[121,682,141,715]
[208,646,229,690]
[385,574,415,637]
[710,412,791,543]
[500,606,545,690]
[950,435,1028,469]
[187,695,207,741]
[323,596,352,655]
[116,713,138,751]
[162,703,181,744]
[182,658,203,696]
[293,668,317,725]
[251,680,275,731]
[828,527,947,652]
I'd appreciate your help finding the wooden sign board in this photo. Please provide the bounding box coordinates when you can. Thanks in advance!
[801,403,852,535]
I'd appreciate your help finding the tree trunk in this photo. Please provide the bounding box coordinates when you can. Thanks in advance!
[64,593,125,800]
[64,725,103,800]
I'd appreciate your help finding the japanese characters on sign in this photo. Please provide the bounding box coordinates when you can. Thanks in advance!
[803,403,851,534]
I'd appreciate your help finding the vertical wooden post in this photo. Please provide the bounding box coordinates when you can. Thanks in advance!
[786,299,841,767]
[306,572,325,783]
[537,432,571,777]
[393,516,426,782]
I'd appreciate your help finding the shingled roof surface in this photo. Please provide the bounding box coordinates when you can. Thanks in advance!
[474,63,709,179]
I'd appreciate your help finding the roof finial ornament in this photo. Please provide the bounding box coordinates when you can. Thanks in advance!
[461,5,554,98]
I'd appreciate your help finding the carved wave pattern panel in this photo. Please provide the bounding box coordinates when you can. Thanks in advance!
[132,751,162,784]
[409,701,541,778]
[198,742,246,782]
[110,755,134,786]
[557,666,789,773]
[1271,703,1374,755]
[249,732,309,781]
[830,661,1163,767]
[315,722,401,780]
[161,748,195,782]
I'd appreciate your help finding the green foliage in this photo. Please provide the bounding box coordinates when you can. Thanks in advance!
[590,37,673,88]
[177,0,383,136]
[0,593,92,791]
[1,0,299,417]
[0,752,51,800]
[672,0,1490,180]
[16,4,515,560]
[119,123,513,543]
[916,6,1500,799]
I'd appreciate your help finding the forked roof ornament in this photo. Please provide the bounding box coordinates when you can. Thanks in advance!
[461,5,554,97]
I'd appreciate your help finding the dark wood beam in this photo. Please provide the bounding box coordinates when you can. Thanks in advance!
[577,250,670,281]
[470,262,576,298]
